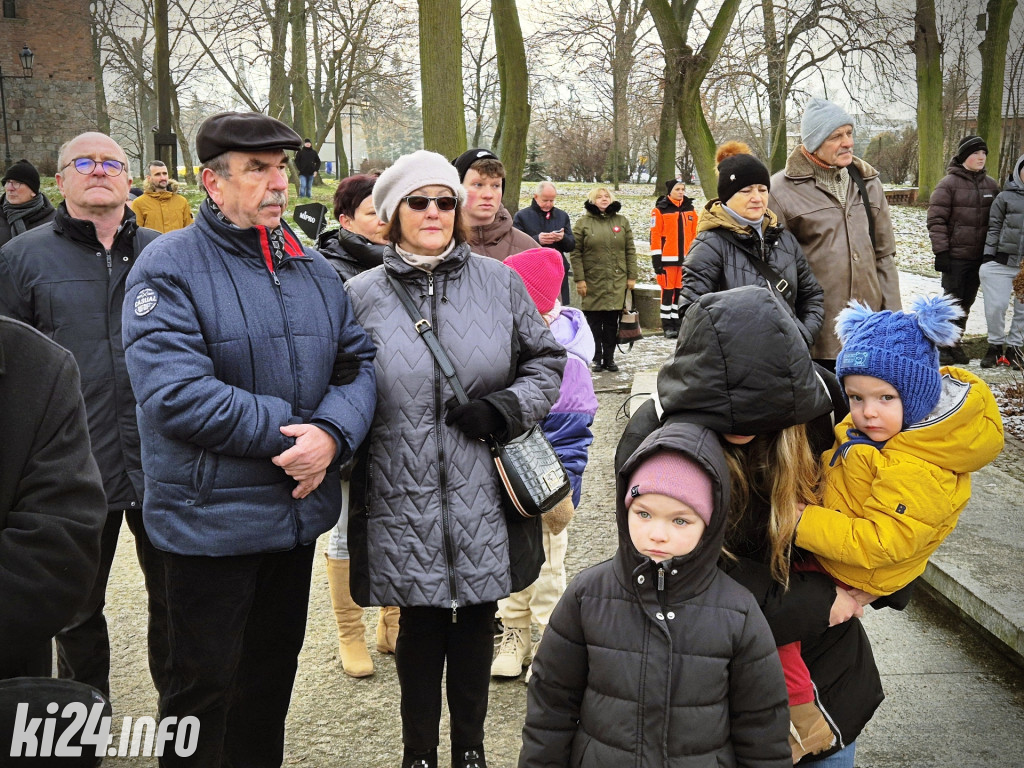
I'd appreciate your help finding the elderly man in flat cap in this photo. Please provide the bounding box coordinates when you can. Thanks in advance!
[122,112,377,767]
[769,97,901,369]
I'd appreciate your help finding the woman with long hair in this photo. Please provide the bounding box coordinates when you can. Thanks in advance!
[616,286,900,767]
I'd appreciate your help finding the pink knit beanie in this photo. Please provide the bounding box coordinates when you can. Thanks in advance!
[624,450,713,527]
[504,247,565,313]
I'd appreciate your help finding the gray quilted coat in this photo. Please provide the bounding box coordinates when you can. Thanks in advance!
[345,243,566,610]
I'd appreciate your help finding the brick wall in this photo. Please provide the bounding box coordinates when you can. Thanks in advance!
[0,0,97,172]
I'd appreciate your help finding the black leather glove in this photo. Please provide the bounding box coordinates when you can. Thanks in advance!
[331,352,361,386]
[444,397,505,440]
[652,253,665,275]
[933,251,951,272]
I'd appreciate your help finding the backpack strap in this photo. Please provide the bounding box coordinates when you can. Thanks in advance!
[847,162,877,251]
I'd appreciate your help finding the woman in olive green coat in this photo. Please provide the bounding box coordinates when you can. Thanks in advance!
[570,187,637,372]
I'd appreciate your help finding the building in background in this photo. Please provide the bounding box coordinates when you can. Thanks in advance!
[0,0,97,174]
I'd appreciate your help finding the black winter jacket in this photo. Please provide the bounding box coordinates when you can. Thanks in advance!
[0,205,160,511]
[0,192,56,246]
[927,160,999,263]
[521,421,790,768]
[0,318,106,679]
[512,199,576,254]
[316,227,387,283]
[294,146,321,176]
[614,287,889,760]
[681,202,824,347]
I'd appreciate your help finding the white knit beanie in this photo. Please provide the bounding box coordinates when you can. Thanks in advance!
[372,150,465,223]
[800,97,855,153]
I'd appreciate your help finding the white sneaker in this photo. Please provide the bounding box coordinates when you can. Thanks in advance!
[491,626,531,677]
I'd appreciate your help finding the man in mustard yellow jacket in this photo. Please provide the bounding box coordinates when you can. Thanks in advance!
[130,160,193,233]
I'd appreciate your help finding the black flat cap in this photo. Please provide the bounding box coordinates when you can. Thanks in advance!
[196,112,302,163]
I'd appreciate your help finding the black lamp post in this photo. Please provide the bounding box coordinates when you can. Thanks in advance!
[0,46,35,166]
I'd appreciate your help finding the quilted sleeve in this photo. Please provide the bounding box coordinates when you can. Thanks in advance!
[483,272,566,438]
[518,584,589,767]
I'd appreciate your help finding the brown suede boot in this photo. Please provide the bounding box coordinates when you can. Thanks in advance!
[375,605,400,654]
[788,701,836,763]
[325,555,373,678]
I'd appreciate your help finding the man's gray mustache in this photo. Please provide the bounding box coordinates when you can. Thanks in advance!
[260,193,287,209]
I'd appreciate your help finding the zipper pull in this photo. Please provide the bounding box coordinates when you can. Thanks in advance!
[657,566,665,592]
[272,272,281,287]
[428,274,434,296]
[451,599,458,624]
[105,251,112,274]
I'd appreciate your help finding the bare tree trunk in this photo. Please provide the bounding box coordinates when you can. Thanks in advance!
[978,0,1018,172]
[268,0,291,121]
[914,0,944,202]
[648,0,741,199]
[419,0,467,158]
[289,0,315,137]
[655,60,678,191]
[90,15,110,133]
[493,0,529,211]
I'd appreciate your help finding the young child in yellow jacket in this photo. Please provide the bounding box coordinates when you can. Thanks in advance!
[783,294,1004,762]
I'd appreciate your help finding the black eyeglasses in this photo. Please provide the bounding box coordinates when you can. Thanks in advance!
[402,195,458,212]
[61,158,127,177]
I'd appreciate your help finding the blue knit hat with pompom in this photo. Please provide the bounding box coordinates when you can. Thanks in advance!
[834,295,963,426]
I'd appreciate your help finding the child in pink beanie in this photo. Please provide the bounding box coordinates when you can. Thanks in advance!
[492,248,598,682]
[520,421,790,768]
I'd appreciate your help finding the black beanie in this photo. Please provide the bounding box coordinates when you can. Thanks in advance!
[954,135,987,165]
[2,158,40,194]
[717,154,770,203]
[664,178,684,196]
[452,147,500,182]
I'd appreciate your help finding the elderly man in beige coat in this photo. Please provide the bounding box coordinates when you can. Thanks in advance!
[769,98,901,367]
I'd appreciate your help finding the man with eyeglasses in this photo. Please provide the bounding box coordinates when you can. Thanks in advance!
[121,111,376,767]
[0,132,164,698]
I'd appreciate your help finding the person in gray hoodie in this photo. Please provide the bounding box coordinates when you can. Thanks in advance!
[980,153,1024,368]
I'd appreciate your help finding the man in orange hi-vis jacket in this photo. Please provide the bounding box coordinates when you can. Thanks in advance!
[650,178,698,338]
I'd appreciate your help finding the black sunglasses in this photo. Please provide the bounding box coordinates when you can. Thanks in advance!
[403,195,458,212]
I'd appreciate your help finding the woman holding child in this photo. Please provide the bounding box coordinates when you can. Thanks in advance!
[611,286,885,766]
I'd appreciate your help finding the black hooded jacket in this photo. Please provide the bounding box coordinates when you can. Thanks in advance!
[521,421,790,768]
[614,286,890,759]
[316,227,387,283]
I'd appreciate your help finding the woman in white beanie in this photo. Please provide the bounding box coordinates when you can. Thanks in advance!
[343,150,566,768]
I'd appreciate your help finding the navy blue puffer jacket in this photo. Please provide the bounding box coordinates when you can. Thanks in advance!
[122,200,376,556]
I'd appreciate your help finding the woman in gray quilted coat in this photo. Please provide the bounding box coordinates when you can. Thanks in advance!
[344,150,566,768]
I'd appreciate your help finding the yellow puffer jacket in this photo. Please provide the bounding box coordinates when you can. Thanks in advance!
[796,366,1003,595]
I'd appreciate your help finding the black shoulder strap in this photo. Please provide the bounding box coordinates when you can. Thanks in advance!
[717,229,795,308]
[385,272,470,405]
[847,162,877,250]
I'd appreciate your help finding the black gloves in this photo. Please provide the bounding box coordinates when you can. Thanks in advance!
[933,251,951,273]
[444,397,505,440]
[652,253,665,275]
[331,352,361,386]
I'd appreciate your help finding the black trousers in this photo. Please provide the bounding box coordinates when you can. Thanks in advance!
[56,508,168,698]
[940,259,981,331]
[395,602,497,752]
[158,543,315,768]
[584,310,620,366]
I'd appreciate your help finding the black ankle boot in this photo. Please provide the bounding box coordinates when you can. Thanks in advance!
[452,744,487,768]
[401,747,437,768]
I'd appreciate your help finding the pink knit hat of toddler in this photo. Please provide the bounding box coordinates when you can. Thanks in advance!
[624,450,714,527]
[504,247,565,314]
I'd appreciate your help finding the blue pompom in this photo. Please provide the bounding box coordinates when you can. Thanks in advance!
[909,293,963,347]
[834,300,875,345]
